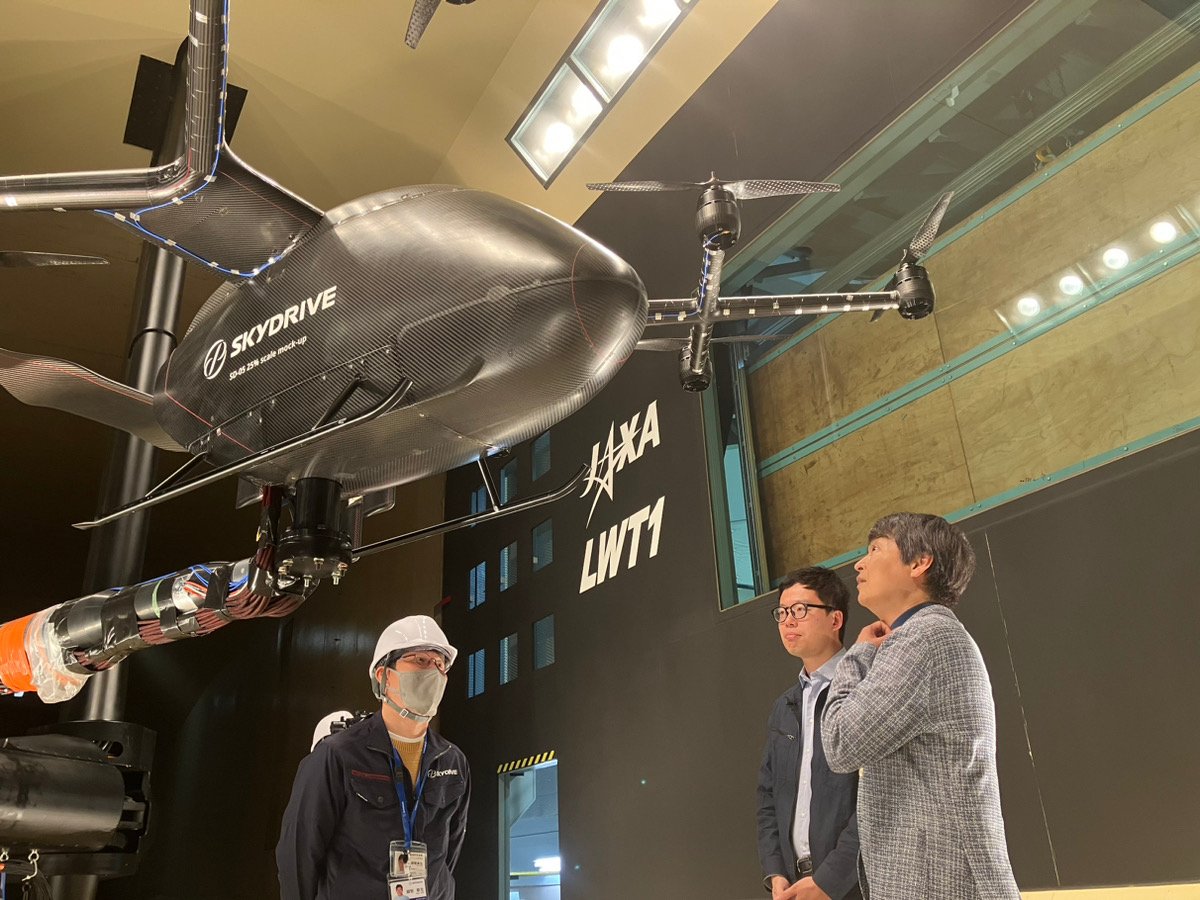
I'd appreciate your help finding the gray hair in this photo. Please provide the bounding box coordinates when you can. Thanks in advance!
[868,512,976,607]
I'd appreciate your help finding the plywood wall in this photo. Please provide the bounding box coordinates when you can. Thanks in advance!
[751,65,1200,574]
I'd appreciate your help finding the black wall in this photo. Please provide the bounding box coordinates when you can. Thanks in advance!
[439,1,1199,897]
[444,406,1200,897]
[441,350,724,900]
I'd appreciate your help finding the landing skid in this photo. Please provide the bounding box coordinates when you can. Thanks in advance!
[352,464,586,561]
[74,379,414,529]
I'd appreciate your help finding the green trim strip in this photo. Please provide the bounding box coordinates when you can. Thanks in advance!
[759,235,1200,477]
[745,62,1200,376]
[702,384,739,611]
[786,414,1200,580]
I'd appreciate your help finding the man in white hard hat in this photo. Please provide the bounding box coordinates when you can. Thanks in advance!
[277,615,470,900]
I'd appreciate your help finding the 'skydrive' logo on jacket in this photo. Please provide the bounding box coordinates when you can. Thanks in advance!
[427,768,459,778]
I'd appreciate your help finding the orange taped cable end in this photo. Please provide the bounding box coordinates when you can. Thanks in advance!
[0,614,37,693]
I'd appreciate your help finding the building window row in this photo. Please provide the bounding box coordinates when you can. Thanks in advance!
[468,519,553,606]
[469,561,487,609]
[467,648,486,698]
[500,540,519,592]
[532,518,554,571]
[500,633,519,685]
[467,615,555,698]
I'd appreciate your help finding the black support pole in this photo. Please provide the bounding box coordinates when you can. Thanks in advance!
[50,42,190,900]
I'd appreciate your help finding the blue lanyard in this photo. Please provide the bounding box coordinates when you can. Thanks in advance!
[391,736,428,850]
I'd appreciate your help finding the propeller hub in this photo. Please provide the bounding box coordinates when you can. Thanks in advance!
[678,344,712,392]
[894,262,935,320]
[695,186,740,250]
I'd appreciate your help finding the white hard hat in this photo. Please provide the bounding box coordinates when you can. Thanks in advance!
[369,615,457,684]
[311,710,353,751]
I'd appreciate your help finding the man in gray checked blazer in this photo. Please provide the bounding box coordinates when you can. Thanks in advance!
[822,513,1019,900]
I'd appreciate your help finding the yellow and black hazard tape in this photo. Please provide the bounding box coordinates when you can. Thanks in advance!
[497,750,556,774]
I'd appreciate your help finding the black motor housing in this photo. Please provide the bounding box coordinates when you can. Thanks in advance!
[678,344,712,392]
[277,478,353,582]
[695,186,741,249]
[894,262,935,319]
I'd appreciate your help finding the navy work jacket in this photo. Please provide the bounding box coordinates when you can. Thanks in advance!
[277,712,470,900]
[756,680,862,899]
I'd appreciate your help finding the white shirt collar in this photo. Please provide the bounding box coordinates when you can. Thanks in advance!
[799,647,846,687]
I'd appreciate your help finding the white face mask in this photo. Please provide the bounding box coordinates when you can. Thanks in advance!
[382,668,447,722]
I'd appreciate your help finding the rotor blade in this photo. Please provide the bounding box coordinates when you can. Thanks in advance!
[871,275,897,320]
[0,251,109,268]
[907,191,954,260]
[636,338,688,352]
[0,346,184,451]
[586,180,707,193]
[405,0,441,49]
[726,180,841,200]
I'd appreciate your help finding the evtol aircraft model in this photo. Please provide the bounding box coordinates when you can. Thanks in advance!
[0,0,952,703]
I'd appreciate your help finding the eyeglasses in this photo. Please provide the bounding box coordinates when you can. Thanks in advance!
[397,651,448,673]
[771,603,834,623]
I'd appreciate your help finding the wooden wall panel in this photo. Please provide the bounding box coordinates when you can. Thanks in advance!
[951,253,1200,499]
[934,70,1200,361]
[751,67,1200,467]
[749,310,945,462]
[754,65,1200,570]
[748,328,833,463]
[759,389,974,575]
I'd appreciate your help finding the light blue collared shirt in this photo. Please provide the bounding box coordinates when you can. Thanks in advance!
[792,648,846,860]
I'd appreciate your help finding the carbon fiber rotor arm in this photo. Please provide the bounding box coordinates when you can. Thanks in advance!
[645,290,901,324]
[0,0,225,211]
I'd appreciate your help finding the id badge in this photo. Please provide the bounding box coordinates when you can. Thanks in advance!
[386,876,427,898]
[388,840,428,898]
[405,842,428,878]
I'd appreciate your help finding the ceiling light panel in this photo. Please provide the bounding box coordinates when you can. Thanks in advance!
[511,66,603,182]
[508,0,694,186]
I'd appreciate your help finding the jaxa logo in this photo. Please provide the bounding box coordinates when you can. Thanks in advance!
[580,400,661,526]
[203,339,228,380]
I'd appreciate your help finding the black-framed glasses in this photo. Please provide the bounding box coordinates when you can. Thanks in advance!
[771,603,834,623]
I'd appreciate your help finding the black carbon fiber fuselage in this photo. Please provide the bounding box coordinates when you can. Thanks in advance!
[156,185,646,494]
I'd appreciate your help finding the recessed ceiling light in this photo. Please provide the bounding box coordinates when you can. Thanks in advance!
[639,0,680,28]
[606,33,646,77]
[571,85,602,120]
[1058,274,1083,296]
[1102,247,1129,270]
[542,121,576,155]
[1149,220,1177,244]
[1016,296,1041,317]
